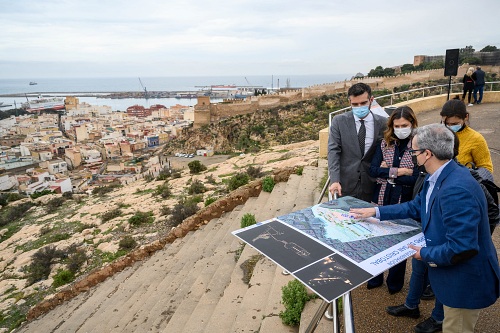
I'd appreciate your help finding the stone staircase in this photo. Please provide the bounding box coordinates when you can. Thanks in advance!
[17,162,334,333]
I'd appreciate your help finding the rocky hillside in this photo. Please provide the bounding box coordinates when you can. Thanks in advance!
[163,76,462,155]
[0,140,321,331]
[165,94,348,154]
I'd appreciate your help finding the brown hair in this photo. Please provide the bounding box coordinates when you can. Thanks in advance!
[383,106,418,146]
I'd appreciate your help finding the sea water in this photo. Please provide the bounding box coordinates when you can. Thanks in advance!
[0,74,350,111]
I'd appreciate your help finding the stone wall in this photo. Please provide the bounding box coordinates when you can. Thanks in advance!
[193,66,500,129]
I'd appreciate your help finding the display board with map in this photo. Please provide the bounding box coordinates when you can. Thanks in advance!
[232,196,426,302]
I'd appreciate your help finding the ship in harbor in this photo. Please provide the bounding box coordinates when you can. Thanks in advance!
[22,96,65,112]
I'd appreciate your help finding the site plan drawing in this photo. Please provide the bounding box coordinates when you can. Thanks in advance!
[232,196,426,302]
[277,197,423,263]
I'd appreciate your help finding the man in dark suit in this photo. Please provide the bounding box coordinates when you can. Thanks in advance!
[471,65,486,104]
[327,82,387,202]
[351,124,500,333]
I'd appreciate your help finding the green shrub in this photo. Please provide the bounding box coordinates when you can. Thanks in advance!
[39,225,52,236]
[262,176,275,192]
[188,195,203,204]
[25,246,64,285]
[52,269,75,288]
[240,213,256,228]
[246,165,263,179]
[62,191,73,199]
[154,182,172,198]
[118,236,137,251]
[168,199,199,227]
[45,197,66,213]
[144,174,155,182]
[7,192,25,202]
[67,250,87,273]
[227,172,250,191]
[0,195,7,207]
[30,189,53,199]
[128,211,154,227]
[91,184,122,196]
[188,160,207,174]
[296,166,304,176]
[204,197,217,207]
[101,208,122,222]
[279,279,314,326]
[206,174,217,184]
[46,232,70,244]
[188,179,206,194]
[0,202,35,227]
[159,205,171,216]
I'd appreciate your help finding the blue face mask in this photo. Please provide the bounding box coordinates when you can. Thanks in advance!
[447,124,464,132]
[352,105,370,118]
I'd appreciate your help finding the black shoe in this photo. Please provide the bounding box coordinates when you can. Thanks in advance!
[421,285,435,300]
[388,288,402,295]
[414,317,442,333]
[386,304,420,318]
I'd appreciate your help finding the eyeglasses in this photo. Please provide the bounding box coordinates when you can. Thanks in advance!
[409,149,425,156]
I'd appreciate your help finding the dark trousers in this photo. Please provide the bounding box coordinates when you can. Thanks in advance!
[367,259,407,292]
[473,85,484,103]
[462,88,473,103]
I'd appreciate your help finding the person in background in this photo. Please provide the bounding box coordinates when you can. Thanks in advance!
[366,106,419,293]
[471,65,486,104]
[327,82,387,201]
[462,67,475,106]
[350,123,500,333]
[440,98,494,179]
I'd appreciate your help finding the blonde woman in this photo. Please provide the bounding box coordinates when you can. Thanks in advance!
[462,67,475,106]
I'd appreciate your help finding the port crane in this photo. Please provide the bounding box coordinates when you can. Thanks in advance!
[138,77,148,99]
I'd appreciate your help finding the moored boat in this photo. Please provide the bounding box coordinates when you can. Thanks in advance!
[29,82,37,85]
[22,96,65,112]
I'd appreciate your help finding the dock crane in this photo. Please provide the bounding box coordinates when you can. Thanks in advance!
[138,77,148,99]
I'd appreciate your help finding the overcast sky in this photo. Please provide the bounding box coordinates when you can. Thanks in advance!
[1,0,499,79]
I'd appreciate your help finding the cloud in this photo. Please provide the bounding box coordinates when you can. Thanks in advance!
[1,0,499,78]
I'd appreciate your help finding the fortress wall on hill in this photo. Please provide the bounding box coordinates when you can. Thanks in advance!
[194,66,500,128]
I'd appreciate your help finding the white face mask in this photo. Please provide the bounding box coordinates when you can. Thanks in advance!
[394,127,412,139]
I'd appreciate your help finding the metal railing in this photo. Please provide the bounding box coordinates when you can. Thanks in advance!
[305,189,355,333]
[328,81,500,128]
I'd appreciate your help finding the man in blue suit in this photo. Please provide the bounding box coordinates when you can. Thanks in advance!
[351,123,500,333]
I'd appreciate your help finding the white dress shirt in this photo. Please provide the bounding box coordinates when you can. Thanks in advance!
[354,111,375,154]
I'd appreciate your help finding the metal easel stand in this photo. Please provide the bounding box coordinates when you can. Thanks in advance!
[303,183,355,332]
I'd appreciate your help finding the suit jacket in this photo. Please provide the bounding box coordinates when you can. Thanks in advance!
[379,161,500,309]
[327,111,387,202]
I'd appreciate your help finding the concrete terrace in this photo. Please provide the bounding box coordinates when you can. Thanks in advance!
[16,103,500,333]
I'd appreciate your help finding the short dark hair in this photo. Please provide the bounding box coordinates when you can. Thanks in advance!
[347,83,372,98]
[440,99,468,120]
